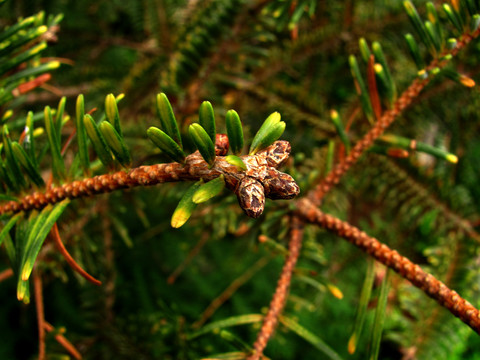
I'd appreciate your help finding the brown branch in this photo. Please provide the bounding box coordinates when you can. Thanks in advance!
[0,268,13,282]
[297,198,480,334]
[308,27,480,205]
[44,321,82,360]
[50,223,102,286]
[34,271,46,360]
[367,54,382,121]
[411,237,462,353]
[309,75,430,204]
[0,141,299,219]
[248,217,304,360]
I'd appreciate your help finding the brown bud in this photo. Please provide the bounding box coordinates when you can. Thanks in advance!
[257,141,291,168]
[236,177,265,218]
[215,133,229,156]
[263,171,300,200]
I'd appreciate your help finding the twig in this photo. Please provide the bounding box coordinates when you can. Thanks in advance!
[412,238,462,352]
[0,268,13,282]
[367,54,382,121]
[50,223,102,286]
[0,141,299,218]
[34,271,46,360]
[248,217,304,360]
[44,321,82,360]
[308,27,480,205]
[297,198,480,334]
[308,75,429,204]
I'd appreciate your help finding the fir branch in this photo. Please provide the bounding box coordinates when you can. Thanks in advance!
[44,321,82,360]
[50,223,101,286]
[0,141,300,218]
[241,83,335,136]
[367,156,480,242]
[297,198,480,335]
[0,268,13,282]
[412,238,468,359]
[2,2,480,358]
[308,25,480,205]
[248,216,304,360]
[33,271,46,360]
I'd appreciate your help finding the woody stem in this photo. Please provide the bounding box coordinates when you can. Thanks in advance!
[248,216,304,360]
[308,27,480,205]
[0,141,296,216]
[297,198,480,334]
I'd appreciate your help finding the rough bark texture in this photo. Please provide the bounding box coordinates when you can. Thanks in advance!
[0,141,300,218]
[297,198,480,334]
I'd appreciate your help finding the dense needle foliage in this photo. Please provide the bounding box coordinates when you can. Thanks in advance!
[1,1,480,359]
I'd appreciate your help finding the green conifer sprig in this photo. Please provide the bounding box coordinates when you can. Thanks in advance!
[0,90,295,304]
[350,1,480,122]
[0,12,62,108]
[263,0,318,31]
[161,0,240,89]
[0,92,290,233]
[0,92,288,198]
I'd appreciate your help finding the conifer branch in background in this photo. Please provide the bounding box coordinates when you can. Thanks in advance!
[249,216,304,360]
[309,24,480,205]
[298,198,480,334]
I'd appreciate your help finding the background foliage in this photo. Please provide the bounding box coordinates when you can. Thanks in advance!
[1,0,480,359]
